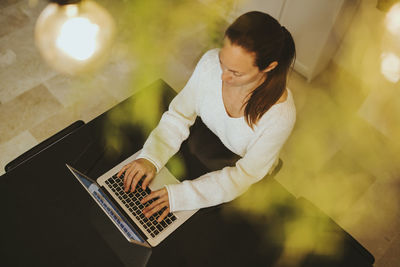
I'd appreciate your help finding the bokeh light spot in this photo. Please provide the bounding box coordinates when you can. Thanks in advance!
[385,3,400,37]
[381,52,400,83]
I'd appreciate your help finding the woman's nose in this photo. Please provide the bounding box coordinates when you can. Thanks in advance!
[221,70,231,82]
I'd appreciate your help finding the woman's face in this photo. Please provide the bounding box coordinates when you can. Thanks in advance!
[219,37,267,88]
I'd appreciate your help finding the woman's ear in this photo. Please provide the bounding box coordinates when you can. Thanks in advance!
[263,61,278,73]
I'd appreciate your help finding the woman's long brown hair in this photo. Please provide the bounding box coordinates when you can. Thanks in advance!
[225,11,296,128]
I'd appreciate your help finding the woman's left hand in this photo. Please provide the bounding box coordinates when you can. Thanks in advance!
[141,187,170,222]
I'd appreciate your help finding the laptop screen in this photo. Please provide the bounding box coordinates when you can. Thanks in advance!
[71,168,146,244]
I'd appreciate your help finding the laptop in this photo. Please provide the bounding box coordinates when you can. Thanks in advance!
[66,150,198,247]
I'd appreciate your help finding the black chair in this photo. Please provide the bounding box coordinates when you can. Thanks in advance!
[4,120,85,173]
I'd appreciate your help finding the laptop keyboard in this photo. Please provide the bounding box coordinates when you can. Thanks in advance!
[105,173,177,238]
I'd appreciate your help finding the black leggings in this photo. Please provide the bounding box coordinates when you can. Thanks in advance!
[179,117,241,180]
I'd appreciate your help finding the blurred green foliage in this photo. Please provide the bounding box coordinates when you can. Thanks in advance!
[63,0,400,263]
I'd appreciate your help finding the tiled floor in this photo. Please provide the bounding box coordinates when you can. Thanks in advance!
[285,66,400,265]
[1,1,399,266]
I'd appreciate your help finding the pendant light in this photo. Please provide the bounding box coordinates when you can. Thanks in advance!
[35,0,115,75]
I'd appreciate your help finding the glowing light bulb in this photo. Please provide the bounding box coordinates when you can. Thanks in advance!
[35,0,115,75]
[385,3,400,37]
[381,52,400,83]
[56,17,99,61]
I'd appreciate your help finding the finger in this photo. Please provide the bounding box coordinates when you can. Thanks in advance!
[141,172,155,190]
[157,207,170,222]
[123,166,133,190]
[117,164,130,178]
[124,166,138,191]
[141,192,157,205]
[143,197,165,214]
[130,171,144,192]
[144,202,167,218]
[141,189,165,204]
[122,164,133,187]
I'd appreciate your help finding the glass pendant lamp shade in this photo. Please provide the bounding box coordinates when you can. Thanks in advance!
[35,0,115,75]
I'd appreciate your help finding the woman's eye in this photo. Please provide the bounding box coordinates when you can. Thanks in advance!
[233,72,242,77]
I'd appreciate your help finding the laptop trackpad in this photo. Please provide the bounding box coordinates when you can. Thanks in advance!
[149,168,179,191]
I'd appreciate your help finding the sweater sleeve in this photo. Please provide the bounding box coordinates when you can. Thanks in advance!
[136,51,211,171]
[165,115,295,212]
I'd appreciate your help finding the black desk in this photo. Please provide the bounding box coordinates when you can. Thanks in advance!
[0,80,374,267]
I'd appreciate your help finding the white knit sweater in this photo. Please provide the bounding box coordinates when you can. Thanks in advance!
[137,49,296,212]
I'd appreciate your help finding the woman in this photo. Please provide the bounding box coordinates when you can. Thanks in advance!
[118,11,296,222]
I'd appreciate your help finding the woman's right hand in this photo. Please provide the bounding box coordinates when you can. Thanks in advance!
[117,158,156,193]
